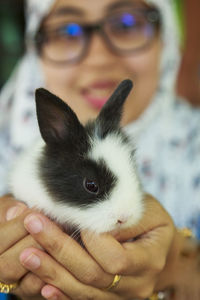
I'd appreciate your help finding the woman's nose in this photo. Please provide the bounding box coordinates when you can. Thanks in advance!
[82,33,117,67]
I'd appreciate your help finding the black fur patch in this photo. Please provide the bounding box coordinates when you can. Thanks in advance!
[39,142,117,207]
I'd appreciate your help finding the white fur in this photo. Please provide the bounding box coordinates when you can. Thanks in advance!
[88,133,144,231]
[10,133,144,233]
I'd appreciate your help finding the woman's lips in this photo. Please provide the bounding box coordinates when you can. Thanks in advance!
[81,92,108,110]
[81,81,117,110]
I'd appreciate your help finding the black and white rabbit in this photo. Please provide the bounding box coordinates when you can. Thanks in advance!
[10,79,144,234]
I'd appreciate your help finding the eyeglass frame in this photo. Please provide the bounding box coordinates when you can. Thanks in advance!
[34,7,161,66]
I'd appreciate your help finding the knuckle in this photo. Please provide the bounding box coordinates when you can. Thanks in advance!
[106,255,129,275]
[44,237,63,255]
[42,266,58,283]
[82,267,101,285]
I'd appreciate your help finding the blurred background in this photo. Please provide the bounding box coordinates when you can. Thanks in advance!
[0,0,199,104]
[0,0,25,89]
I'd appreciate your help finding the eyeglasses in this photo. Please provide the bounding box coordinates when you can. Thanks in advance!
[35,8,161,65]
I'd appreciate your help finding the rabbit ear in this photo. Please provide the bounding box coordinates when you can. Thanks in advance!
[96,79,133,137]
[35,88,85,145]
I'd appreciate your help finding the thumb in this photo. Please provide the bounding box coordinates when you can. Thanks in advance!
[113,194,174,243]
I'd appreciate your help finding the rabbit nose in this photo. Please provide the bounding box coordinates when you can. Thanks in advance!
[117,219,124,224]
[117,215,129,225]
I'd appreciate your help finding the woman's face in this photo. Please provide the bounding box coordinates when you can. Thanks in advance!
[40,0,162,125]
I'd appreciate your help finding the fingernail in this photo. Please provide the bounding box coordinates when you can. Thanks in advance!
[21,253,41,269]
[24,215,43,234]
[6,205,26,221]
[41,286,58,300]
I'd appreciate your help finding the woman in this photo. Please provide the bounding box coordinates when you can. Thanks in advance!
[0,0,200,299]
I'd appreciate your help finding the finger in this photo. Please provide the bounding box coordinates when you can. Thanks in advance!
[0,210,31,254]
[20,247,122,300]
[20,248,155,300]
[24,213,113,288]
[81,231,131,275]
[114,194,174,242]
[14,272,45,299]
[82,226,170,277]
[41,285,71,300]
[0,194,28,223]
[82,231,151,275]
[0,234,42,283]
[122,220,174,274]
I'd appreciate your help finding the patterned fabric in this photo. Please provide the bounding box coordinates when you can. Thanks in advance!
[0,0,200,238]
[126,98,200,238]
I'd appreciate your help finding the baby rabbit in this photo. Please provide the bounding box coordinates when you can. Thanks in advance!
[10,79,144,234]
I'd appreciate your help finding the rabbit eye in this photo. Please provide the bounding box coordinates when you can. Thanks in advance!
[84,178,99,194]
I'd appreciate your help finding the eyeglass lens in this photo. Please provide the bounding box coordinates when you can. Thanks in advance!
[39,9,160,64]
[42,23,86,63]
[104,12,155,52]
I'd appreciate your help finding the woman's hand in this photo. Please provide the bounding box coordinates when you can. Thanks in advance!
[20,213,123,300]
[0,195,45,300]
[19,194,175,300]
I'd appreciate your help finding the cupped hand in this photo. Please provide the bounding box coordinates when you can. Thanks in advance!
[20,213,122,300]
[20,194,175,300]
[0,195,45,300]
